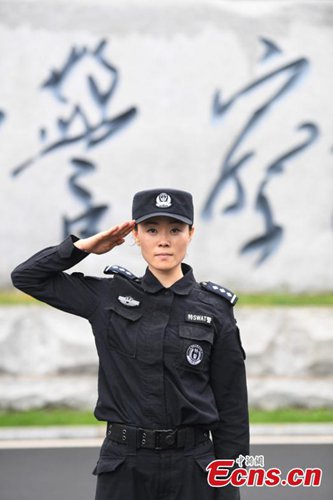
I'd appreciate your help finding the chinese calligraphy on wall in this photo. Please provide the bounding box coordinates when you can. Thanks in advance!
[11,39,138,238]
[202,38,319,265]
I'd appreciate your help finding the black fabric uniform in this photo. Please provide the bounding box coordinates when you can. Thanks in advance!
[11,235,249,500]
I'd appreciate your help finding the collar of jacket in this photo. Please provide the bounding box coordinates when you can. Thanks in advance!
[141,263,196,295]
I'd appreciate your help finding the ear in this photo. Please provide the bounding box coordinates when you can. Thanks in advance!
[132,228,140,246]
[189,226,195,241]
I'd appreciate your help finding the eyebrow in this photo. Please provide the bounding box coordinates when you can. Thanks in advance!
[142,219,184,226]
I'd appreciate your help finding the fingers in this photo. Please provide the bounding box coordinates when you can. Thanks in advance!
[118,220,136,236]
[115,238,125,246]
[102,220,135,244]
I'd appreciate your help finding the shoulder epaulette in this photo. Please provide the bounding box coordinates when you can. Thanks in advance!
[104,265,140,282]
[200,281,238,305]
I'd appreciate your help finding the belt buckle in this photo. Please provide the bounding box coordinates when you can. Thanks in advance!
[155,429,176,450]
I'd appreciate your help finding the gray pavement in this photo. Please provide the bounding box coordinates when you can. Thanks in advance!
[0,424,332,500]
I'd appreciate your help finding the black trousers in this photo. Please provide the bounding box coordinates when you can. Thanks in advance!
[93,432,218,500]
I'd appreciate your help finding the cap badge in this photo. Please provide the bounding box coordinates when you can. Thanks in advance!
[156,193,172,208]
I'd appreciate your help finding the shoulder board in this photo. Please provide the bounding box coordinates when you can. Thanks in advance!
[104,265,140,282]
[200,281,238,305]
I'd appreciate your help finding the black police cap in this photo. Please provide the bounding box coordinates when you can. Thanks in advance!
[132,189,194,225]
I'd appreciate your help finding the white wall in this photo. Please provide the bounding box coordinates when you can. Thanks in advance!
[1,0,332,292]
[1,305,332,410]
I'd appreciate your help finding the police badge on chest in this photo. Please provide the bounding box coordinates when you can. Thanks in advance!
[180,313,215,370]
[186,344,204,365]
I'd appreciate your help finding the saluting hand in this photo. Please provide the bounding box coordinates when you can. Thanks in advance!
[73,220,136,254]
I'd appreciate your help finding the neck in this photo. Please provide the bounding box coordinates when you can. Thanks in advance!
[149,265,184,288]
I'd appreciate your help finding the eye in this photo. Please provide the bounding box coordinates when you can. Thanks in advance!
[147,227,157,234]
[170,227,182,233]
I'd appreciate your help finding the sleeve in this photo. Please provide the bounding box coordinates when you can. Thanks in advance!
[210,310,249,499]
[11,235,102,319]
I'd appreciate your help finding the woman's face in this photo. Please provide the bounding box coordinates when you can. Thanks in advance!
[133,216,194,274]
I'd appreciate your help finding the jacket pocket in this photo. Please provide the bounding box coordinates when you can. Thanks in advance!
[92,456,126,475]
[105,303,143,358]
[178,324,214,371]
[194,453,216,473]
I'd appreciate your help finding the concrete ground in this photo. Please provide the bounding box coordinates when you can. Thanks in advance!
[0,424,332,500]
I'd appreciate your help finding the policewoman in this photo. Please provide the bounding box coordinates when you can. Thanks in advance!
[11,188,249,500]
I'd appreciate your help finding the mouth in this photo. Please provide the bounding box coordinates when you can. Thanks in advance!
[155,253,173,257]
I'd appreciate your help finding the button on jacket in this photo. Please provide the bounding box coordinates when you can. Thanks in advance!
[11,235,249,464]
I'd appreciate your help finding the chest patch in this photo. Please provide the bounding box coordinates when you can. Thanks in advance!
[117,295,140,307]
[186,313,212,325]
[186,344,204,365]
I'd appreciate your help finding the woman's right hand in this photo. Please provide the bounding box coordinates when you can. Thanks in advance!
[73,220,136,254]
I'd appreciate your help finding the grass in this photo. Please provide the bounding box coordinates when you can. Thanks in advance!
[1,290,333,306]
[249,407,333,424]
[0,409,100,427]
[0,408,332,427]
[239,294,333,306]
[0,291,41,305]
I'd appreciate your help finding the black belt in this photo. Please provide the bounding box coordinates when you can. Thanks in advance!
[106,422,209,450]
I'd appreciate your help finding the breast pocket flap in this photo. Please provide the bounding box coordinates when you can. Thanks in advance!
[105,303,142,322]
[179,325,214,344]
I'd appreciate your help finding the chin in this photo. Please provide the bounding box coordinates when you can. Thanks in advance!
[154,263,174,271]
[152,259,176,271]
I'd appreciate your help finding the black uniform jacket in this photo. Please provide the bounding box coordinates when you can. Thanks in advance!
[11,235,249,462]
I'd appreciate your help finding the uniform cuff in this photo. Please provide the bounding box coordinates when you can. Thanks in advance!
[57,235,90,260]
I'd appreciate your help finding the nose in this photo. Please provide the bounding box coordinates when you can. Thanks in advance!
[158,239,170,247]
[158,231,170,247]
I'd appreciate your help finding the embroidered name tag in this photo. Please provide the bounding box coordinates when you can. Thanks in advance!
[118,296,140,307]
[186,313,212,325]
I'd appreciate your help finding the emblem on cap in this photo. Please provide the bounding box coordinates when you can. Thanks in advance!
[118,296,140,307]
[186,344,204,366]
[156,192,172,208]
